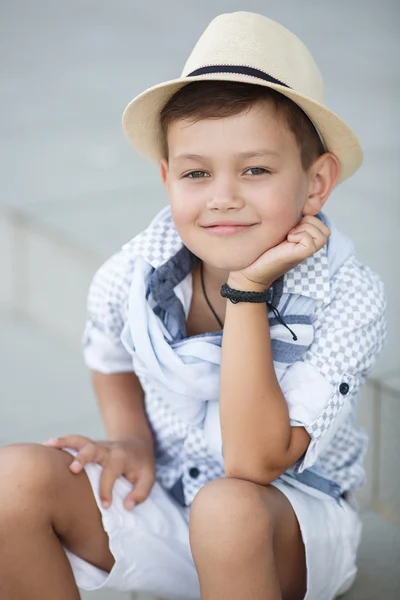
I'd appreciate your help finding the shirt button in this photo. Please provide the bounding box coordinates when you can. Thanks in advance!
[189,467,200,479]
[339,382,350,395]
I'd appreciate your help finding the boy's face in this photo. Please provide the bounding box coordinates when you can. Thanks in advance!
[161,101,319,273]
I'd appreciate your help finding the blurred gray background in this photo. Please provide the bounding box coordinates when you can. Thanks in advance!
[0,1,399,599]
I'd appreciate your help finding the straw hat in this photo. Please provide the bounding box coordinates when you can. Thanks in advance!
[122,11,363,184]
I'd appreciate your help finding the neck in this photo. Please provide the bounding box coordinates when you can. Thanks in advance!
[200,261,230,294]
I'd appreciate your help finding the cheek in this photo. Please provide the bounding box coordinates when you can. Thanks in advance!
[258,191,302,242]
[272,172,307,217]
[169,201,197,234]
[168,192,204,254]
[168,183,196,224]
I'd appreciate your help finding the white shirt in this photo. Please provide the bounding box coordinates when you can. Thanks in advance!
[82,206,387,506]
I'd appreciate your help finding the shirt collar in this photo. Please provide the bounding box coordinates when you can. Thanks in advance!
[122,206,331,303]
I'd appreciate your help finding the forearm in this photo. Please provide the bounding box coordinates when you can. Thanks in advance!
[92,371,154,446]
[220,298,302,482]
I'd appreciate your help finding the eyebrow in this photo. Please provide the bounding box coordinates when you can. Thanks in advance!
[172,150,281,163]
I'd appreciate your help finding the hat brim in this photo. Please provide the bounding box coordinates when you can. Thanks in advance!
[122,73,363,185]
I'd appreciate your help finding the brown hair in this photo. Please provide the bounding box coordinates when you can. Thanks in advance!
[160,81,325,170]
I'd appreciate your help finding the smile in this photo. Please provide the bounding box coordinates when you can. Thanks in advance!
[202,224,256,236]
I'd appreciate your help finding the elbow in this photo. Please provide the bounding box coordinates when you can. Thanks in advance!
[222,429,309,485]
[223,458,285,486]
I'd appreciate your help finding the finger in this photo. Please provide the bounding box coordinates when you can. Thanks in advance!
[124,470,155,507]
[290,222,329,240]
[99,459,125,508]
[69,442,105,474]
[296,216,331,238]
[42,434,91,450]
[288,230,319,254]
[289,224,328,250]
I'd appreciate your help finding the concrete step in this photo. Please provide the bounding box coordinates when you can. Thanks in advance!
[342,510,400,599]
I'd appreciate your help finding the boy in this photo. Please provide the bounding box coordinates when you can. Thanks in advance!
[0,11,386,600]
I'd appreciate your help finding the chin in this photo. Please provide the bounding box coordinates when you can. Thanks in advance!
[204,253,259,273]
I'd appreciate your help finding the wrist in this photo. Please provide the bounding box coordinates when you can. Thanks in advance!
[108,423,154,446]
[226,274,270,293]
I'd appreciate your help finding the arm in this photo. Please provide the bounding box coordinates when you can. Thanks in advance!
[220,292,309,484]
[219,216,330,484]
[220,223,387,484]
[93,371,154,447]
[82,250,154,446]
[48,371,156,508]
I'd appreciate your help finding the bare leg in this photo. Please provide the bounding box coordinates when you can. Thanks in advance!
[0,443,115,600]
[189,478,306,600]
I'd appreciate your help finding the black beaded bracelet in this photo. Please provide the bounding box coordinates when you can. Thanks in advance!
[220,283,269,304]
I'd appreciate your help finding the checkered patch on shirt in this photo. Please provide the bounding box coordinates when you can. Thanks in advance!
[83,249,135,345]
[284,248,330,301]
[302,256,386,440]
[123,212,183,268]
[317,418,368,492]
[304,256,386,386]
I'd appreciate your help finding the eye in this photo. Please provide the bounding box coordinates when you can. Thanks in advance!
[184,170,210,179]
[244,167,270,176]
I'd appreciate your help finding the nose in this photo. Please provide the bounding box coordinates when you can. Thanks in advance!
[205,175,244,211]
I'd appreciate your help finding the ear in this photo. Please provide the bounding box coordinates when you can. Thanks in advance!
[302,153,341,216]
[160,158,169,187]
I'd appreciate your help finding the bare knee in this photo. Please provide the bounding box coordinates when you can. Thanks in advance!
[189,478,274,562]
[0,444,114,574]
[0,443,73,521]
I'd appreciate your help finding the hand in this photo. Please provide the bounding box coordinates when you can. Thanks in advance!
[228,215,331,291]
[43,434,156,510]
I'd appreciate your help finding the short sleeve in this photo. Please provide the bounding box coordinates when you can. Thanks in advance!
[279,256,387,472]
[82,248,136,374]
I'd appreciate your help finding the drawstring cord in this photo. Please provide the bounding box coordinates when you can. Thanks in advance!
[267,302,298,341]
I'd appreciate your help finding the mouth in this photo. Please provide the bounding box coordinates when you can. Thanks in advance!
[202,223,257,236]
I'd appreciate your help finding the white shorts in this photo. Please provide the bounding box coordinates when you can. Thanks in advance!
[63,448,362,600]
